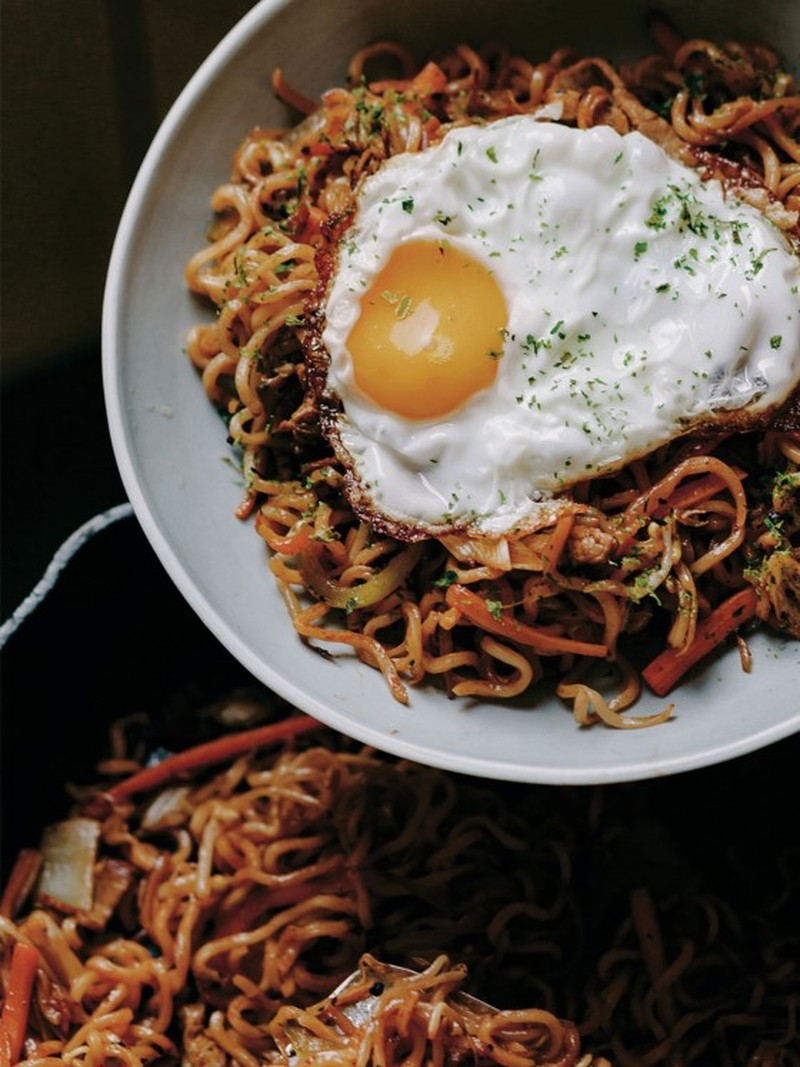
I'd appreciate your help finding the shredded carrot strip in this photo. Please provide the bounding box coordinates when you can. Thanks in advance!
[235,493,258,521]
[642,587,757,697]
[446,585,607,659]
[409,61,448,96]
[107,717,321,801]
[0,850,42,921]
[0,942,39,1066]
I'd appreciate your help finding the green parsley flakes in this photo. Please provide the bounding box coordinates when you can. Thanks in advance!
[485,598,503,620]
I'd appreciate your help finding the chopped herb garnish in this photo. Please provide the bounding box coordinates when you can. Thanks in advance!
[485,598,503,620]
[684,70,706,99]
[433,570,458,589]
[746,247,776,279]
[646,192,671,230]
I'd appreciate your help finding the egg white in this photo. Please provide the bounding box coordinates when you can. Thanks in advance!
[321,116,800,538]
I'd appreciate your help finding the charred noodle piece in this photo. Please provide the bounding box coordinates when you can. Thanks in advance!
[0,942,39,1066]
[642,587,758,697]
[106,715,321,800]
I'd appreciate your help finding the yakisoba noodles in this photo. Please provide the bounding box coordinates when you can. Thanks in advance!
[270,954,583,1066]
[185,21,800,723]
[1,698,798,1063]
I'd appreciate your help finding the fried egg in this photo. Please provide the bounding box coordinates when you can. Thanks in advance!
[318,115,800,539]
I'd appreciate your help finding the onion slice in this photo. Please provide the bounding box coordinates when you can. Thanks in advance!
[36,818,100,913]
[298,542,424,610]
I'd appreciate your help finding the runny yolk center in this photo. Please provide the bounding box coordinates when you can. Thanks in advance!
[345,239,508,420]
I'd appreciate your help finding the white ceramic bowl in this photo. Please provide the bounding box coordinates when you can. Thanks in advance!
[103,0,800,784]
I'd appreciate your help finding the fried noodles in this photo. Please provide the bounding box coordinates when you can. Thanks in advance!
[185,23,800,719]
[1,698,798,1063]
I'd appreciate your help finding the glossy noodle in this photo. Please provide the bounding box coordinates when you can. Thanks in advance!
[185,22,800,722]
[1,698,798,1063]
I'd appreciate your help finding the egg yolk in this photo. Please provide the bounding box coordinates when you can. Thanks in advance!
[346,239,507,420]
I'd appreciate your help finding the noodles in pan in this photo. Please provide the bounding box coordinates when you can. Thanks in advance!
[185,18,800,723]
[1,698,798,1063]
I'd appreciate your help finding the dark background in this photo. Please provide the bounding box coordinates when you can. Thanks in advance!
[1,0,256,617]
[1,0,259,869]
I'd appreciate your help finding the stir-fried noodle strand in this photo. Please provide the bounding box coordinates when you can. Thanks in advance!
[1,699,798,1063]
[186,24,800,721]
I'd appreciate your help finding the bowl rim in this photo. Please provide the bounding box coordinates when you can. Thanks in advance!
[102,0,800,785]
